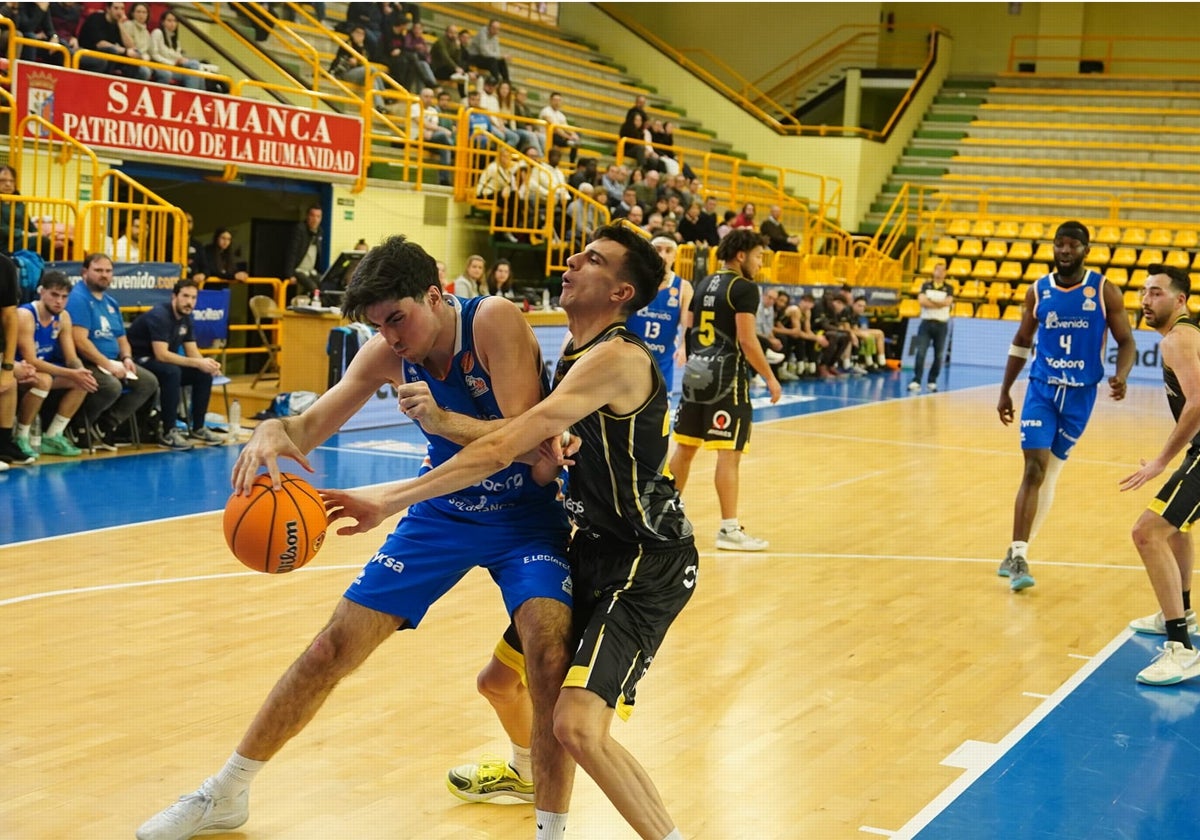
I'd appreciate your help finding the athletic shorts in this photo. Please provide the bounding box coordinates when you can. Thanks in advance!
[563,534,698,720]
[673,397,753,451]
[344,500,571,629]
[1151,450,1200,532]
[1019,378,1098,460]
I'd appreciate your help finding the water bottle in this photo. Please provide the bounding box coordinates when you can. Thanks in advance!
[312,289,321,307]
[228,399,242,444]
[542,288,551,310]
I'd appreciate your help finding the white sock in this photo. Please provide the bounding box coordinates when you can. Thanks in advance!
[535,809,567,839]
[16,422,30,440]
[47,414,70,437]
[1009,540,1029,559]
[1029,456,1065,542]
[720,518,739,533]
[877,354,887,365]
[661,830,684,840]
[510,742,532,780]
[210,752,265,798]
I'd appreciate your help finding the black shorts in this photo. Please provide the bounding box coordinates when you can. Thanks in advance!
[672,396,753,451]
[564,534,698,719]
[1151,450,1200,532]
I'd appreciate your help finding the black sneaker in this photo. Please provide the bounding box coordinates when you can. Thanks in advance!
[89,422,119,452]
[0,439,36,465]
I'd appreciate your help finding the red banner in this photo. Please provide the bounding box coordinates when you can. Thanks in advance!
[13,62,363,178]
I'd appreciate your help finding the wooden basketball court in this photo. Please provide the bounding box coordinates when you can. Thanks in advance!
[2,380,1178,838]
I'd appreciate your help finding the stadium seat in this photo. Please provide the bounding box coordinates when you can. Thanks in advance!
[947,258,973,279]
[1085,244,1111,266]
[1166,251,1191,270]
[1019,222,1045,240]
[997,261,1023,281]
[987,282,1012,303]
[1023,263,1050,282]
[1129,269,1149,289]
[1106,267,1129,287]
[899,298,921,318]
[995,221,1021,239]
[1121,228,1147,246]
[957,238,983,258]
[1007,241,1033,261]
[957,279,985,300]
[972,260,998,281]
[1032,242,1055,262]
[1189,294,1200,315]
[920,256,946,275]
[1123,289,1142,310]
[1137,248,1164,268]
[1148,228,1174,247]
[953,301,975,318]
[1003,303,1023,320]
[982,240,1009,260]
[1193,252,1200,270]
[1095,225,1122,245]
[1110,247,1138,268]
[969,219,995,238]
[932,237,959,257]
[946,218,972,236]
[908,277,925,296]
[1174,229,1199,249]
[976,303,1001,319]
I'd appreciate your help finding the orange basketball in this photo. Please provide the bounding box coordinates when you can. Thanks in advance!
[223,473,327,573]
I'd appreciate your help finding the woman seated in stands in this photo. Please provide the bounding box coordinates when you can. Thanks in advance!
[148,9,205,90]
[201,228,249,282]
[618,110,652,170]
[122,3,172,84]
[485,258,517,300]
[0,165,73,259]
[496,80,543,155]
[731,202,757,229]
[475,146,522,240]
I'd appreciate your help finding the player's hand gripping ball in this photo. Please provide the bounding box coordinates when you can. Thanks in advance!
[223,473,327,573]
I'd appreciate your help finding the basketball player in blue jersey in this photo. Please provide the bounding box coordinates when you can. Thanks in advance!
[325,225,696,840]
[996,220,1135,591]
[137,236,577,840]
[1119,265,1200,685]
[625,235,693,393]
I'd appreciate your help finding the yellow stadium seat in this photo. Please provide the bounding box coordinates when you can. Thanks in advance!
[1126,311,1138,328]
[995,221,1021,239]
[1095,225,1122,245]
[970,219,995,238]
[1138,315,1157,331]
[1148,228,1174,247]
[899,298,921,319]
[1023,263,1050,282]
[1085,244,1111,266]
[987,282,1012,303]
[976,303,1001,319]
[1174,229,1199,249]
[1123,289,1142,310]
[1019,221,1045,240]
[908,277,925,296]
[1166,250,1191,270]
[1122,228,1147,246]
[982,240,1009,260]
[933,237,959,257]
[1007,241,1033,261]
[998,261,1023,281]
[1110,247,1138,268]
[953,301,975,318]
[1003,303,1023,320]
[957,238,983,258]
[957,280,985,301]
[946,218,972,236]
[1137,248,1164,268]
[947,258,973,279]
[1193,252,1200,270]
[920,256,946,275]
[973,260,998,281]
[1128,269,1149,289]
[1189,294,1200,315]
[1106,267,1129,287]
[1033,242,1055,262]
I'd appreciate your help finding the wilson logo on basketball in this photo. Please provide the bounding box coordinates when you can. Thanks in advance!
[277,519,301,573]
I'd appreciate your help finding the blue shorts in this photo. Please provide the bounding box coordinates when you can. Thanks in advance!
[344,500,571,629]
[1019,379,1099,460]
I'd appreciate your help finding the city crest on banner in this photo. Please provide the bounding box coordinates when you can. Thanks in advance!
[24,68,57,136]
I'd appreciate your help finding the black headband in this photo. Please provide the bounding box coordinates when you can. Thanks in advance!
[1054,221,1090,245]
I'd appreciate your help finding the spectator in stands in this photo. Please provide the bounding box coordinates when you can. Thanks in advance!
[18,2,65,65]
[127,277,223,448]
[67,252,160,451]
[539,92,580,164]
[448,255,485,299]
[50,2,82,53]
[436,89,457,129]
[409,88,454,186]
[381,12,419,91]
[496,80,543,155]
[568,156,598,191]
[484,258,517,300]
[470,18,510,83]
[430,23,472,94]
[78,2,152,81]
[513,86,540,131]
[600,164,627,207]
[330,23,386,111]
[646,118,680,176]
[618,110,651,170]
[0,165,72,258]
[611,186,638,219]
[476,146,521,241]
[461,89,493,148]
[850,295,888,372]
[184,213,205,282]
[668,173,694,209]
[477,75,520,147]
[0,251,39,467]
[149,9,204,90]
[625,93,648,126]
[694,195,721,246]
[565,182,603,250]
[456,26,475,72]
[203,227,250,284]
[403,21,439,89]
[634,167,661,209]
[731,202,757,230]
[108,216,142,262]
[625,204,645,229]
[677,201,706,246]
[909,261,954,392]
[759,204,801,253]
[717,210,736,239]
[645,211,665,237]
[811,289,852,378]
[14,271,93,458]
[791,292,827,376]
[341,1,387,56]
[122,3,171,83]
[283,206,323,293]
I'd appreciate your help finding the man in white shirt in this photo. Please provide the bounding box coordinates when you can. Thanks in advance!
[909,261,954,392]
[408,88,454,186]
[538,92,580,163]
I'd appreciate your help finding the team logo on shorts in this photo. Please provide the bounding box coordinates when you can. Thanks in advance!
[709,410,733,438]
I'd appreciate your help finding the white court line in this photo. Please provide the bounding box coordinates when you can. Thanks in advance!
[1022,692,1050,699]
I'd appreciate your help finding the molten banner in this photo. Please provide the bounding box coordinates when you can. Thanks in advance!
[13,63,363,178]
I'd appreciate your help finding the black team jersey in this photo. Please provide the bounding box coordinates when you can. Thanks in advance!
[687,268,759,405]
[554,323,693,546]
[1163,315,1200,458]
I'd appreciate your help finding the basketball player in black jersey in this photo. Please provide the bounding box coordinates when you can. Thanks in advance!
[1119,264,1200,685]
[325,224,696,840]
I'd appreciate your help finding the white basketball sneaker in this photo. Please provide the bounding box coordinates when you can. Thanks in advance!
[1136,641,1200,686]
[716,527,768,552]
[1129,609,1199,635]
[136,778,249,840]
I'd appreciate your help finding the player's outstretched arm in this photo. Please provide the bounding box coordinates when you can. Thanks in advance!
[1103,279,1135,399]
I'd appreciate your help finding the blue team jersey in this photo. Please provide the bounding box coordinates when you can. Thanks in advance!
[19,302,64,364]
[1028,269,1110,387]
[66,282,124,361]
[401,294,567,524]
[625,273,685,384]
